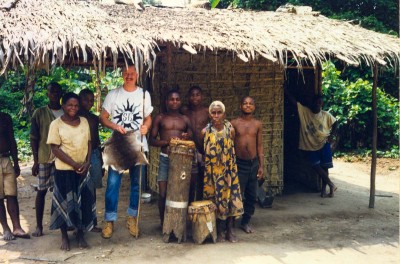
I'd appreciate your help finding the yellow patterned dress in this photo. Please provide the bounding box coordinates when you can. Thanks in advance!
[203,120,244,220]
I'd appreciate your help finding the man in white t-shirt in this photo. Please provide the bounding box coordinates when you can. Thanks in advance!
[285,89,337,198]
[100,65,153,239]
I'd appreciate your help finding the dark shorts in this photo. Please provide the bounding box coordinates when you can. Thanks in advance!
[89,148,103,189]
[191,150,204,174]
[157,153,169,182]
[306,142,333,169]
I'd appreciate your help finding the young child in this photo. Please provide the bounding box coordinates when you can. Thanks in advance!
[149,89,192,227]
[78,89,103,232]
[231,96,264,234]
[47,92,95,250]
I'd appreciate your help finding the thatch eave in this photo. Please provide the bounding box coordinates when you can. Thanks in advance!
[1,0,399,74]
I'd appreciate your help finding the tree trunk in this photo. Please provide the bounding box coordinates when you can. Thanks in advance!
[19,65,36,118]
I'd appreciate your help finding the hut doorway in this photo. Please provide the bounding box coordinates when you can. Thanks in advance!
[283,67,321,193]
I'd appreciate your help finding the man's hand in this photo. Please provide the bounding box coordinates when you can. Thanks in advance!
[114,124,127,134]
[181,132,189,140]
[140,125,149,135]
[32,162,39,176]
[14,163,21,178]
[257,167,264,180]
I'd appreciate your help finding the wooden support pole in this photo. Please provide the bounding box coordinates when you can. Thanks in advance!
[369,64,378,208]
[166,43,173,87]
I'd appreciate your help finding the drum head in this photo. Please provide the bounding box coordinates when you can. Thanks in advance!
[190,200,213,207]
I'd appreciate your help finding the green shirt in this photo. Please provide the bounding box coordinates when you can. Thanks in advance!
[30,106,62,163]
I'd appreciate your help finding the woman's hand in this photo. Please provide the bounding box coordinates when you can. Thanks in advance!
[76,162,90,176]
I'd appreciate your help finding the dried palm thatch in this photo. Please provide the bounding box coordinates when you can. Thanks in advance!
[1,0,399,75]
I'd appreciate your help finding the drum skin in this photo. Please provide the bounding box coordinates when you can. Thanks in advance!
[188,200,217,244]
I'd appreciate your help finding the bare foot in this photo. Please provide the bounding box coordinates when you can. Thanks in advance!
[2,230,15,241]
[217,232,226,242]
[77,236,88,249]
[240,224,253,234]
[12,228,30,239]
[76,231,89,249]
[32,227,43,237]
[329,185,337,198]
[90,226,102,233]
[60,235,70,251]
[226,230,238,243]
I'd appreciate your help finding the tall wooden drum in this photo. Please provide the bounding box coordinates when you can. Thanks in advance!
[188,200,217,244]
[163,139,195,243]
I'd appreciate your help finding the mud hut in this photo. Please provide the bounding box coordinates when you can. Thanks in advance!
[1,0,399,200]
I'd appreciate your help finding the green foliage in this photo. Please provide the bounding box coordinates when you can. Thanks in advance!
[0,67,124,161]
[333,145,399,159]
[211,0,221,8]
[322,61,399,151]
[218,0,398,35]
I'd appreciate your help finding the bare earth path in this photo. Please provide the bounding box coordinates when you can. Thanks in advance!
[1,158,398,264]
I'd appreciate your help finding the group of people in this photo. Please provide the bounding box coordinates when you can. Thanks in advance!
[0,64,337,250]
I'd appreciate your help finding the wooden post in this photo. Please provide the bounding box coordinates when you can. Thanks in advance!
[369,64,378,208]
[95,69,102,113]
[166,43,173,87]
[92,56,103,113]
[314,65,319,95]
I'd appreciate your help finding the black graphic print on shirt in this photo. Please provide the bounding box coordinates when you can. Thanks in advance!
[113,99,142,131]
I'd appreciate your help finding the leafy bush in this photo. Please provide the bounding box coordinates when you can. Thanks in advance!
[322,61,399,151]
[1,67,123,161]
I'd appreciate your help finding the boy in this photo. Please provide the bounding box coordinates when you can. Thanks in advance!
[0,111,30,240]
[30,82,63,237]
[231,96,264,234]
[285,90,337,198]
[182,86,209,201]
[78,89,103,232]
[149,89,192,227]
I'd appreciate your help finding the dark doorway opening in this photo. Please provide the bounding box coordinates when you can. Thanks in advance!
[283,68,321,194]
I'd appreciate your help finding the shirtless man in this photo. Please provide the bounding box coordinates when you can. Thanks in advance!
[182,86,209,201]
[0,112,30,240]
[149,89,192,227]
[231,96,264,234]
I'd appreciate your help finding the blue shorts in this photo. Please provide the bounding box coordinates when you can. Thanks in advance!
[306,142,333,169]
[157,153,169,182]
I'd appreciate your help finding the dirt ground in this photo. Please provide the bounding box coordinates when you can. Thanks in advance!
[0,158,399,264]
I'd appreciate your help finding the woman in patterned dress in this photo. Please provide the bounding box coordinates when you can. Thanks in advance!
[201,101,243,243]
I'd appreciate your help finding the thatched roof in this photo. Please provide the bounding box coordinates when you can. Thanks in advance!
[1,0,399,74]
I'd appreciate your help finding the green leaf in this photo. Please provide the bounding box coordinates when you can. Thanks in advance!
[211,0,220,8]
